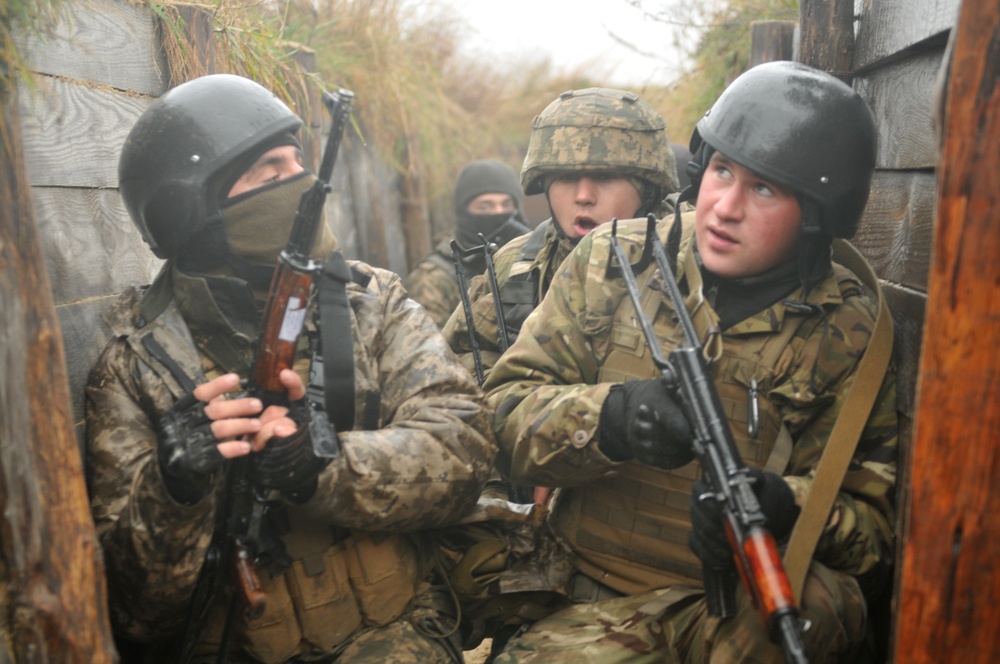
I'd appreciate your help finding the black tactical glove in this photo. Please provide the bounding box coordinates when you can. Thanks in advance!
[689,467,801,571]
[157,391,224,505]
[598,378,696,470]
[249,399,335,503]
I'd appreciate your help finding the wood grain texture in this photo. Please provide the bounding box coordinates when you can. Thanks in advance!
[894,0,1000,658]
[881,283,924,419]
[855,51,944,170]
[853,170,936,291]
[56,296,116,427]
[32,187,162,305]
[799,0,854,79]
[16,0,168,95]
[750,20,797,67]
[855,0,960,70]
[1,84,116,664]
[18,75,152,188]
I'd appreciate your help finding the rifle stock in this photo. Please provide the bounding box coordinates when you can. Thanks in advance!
[608,216,808,664]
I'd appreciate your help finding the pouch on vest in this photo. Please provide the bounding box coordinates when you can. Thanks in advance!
[344,533,419,626]
[285,543,364,651]
[238,571,302,664]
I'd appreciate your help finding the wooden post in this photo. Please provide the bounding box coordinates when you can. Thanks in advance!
[894,1,1000,661]
[750,20,797,67]
[0,85,117,662]
[287,43,322,172]
[160,3,216,86]
[399,133,432,272]
[798,0,855,82]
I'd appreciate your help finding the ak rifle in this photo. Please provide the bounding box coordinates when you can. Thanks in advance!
[181,88,354,664]
[450,233,509,386]
[607,215,808,664]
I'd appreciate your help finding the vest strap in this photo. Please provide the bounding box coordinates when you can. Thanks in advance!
[782,239,893,602]
[318,252,356,432]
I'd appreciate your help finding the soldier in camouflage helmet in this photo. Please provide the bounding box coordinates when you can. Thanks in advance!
[404,160,530,328]
[442,88,679,383]
[86,74,495,663]
[484,62,897,662]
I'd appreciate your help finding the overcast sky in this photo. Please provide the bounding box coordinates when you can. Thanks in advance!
[449,0,687,88]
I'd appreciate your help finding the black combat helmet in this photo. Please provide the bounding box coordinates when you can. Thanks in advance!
[688,61,877,239]
[118,74,303,259]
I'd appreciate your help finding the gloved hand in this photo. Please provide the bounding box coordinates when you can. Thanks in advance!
[249,399,333,503]
[689,467,801,571]
[598,378,696,470]
[157,391,224,505]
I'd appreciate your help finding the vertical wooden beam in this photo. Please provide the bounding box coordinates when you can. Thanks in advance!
[750,20,797,67]
[798,0,855,82]
[399,132,432,272]
[894,1,1000,661]
[160,3,216,86]
[0,85,116,663]
[287,44,322,172]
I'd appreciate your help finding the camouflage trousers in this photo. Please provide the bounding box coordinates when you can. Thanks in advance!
[491,561,867,663]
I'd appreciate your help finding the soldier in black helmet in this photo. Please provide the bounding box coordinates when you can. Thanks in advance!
[485,61,898,662]
[87,74,495,663]
[404,159,530,329]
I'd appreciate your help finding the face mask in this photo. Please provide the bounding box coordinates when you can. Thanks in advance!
[220,171,338,266]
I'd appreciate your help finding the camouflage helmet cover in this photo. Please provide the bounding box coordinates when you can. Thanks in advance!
[520,88,679,197]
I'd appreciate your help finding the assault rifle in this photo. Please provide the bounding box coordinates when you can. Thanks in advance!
[180,88,354,664]
[607,215,808,664]
[450,233,509,386]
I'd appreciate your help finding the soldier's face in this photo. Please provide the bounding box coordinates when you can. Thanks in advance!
[227,145,305,198]
[546,173,641,239]
[467,192,517,216]
[695,152,802,279]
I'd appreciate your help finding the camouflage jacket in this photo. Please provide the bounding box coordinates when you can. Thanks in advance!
[484,215,897,588]
[442,219,576,381]
[403,240,461,329]
[86,260,496,643]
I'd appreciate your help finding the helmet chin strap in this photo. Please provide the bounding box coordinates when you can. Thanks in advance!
[798,199,833,296]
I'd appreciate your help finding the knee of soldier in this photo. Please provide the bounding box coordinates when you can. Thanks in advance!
[797,562,868,662]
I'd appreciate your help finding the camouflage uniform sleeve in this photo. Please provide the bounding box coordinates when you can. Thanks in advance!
[483,231,620,488]
[403,257,461,329]
[86,338,217,641]
[779,293,898,592]
[302,269,497,531]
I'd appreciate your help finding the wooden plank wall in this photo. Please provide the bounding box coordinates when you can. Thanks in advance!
[16,0,168,446]
[15,0,408,446]
[847,0,961,660]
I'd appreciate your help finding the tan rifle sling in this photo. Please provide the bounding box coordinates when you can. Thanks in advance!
[782,239,894,603]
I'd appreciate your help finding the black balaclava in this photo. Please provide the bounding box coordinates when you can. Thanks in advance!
[453,160,528,250]
[177,133,336,290]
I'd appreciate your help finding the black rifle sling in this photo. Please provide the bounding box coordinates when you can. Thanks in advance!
[318,251,357,432]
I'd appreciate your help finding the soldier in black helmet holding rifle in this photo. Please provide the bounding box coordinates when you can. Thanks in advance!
[485,62,898,663]
[86,74,495,663]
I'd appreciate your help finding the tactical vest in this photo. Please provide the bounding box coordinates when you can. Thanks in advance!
[194,528,421,663]
[133,261,419,663]
[549,229,854,597]
[497,220,553,343]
